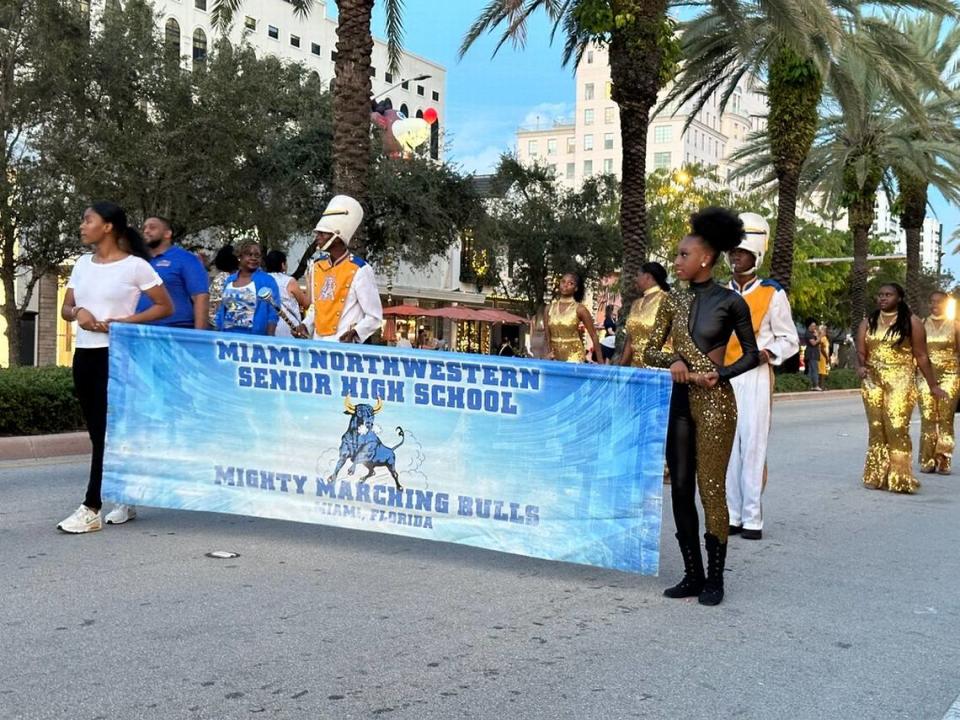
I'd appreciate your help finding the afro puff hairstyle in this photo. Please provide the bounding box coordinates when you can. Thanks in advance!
[689,207,745,262]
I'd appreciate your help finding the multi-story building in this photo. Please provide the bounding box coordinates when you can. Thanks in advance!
[873,192,943,272]
[516,43,767,188]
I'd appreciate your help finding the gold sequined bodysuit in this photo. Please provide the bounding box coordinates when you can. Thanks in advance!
[645,279,759,541]
[626,288,667,368]
[862,321,919,492]
[918,316,959,473]
[547,300,585,363]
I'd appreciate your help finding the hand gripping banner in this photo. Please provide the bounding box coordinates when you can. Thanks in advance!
[102,325,671,574]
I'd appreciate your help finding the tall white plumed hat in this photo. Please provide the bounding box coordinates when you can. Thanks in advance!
[733,212,770,271]
[313,195,364,251]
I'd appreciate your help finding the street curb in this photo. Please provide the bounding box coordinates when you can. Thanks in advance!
[0,432,91,462]
[773,388,861,403]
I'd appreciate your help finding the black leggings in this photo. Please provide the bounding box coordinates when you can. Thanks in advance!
[666,383,700,540]
[73,347,109,511]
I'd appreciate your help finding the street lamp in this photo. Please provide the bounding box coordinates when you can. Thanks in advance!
[374,74,432,99]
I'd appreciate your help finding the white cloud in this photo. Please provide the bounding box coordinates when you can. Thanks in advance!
[452,144,511,175]
[519,102,573,130]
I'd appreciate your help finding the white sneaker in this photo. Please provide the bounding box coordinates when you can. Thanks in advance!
[57,505,102,534]
[105,504,137,525]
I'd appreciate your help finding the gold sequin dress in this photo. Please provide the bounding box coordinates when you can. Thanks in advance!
[625,287,667,368]
[547,300,585,363]
[918,316,960,473]
[862,322,919,492]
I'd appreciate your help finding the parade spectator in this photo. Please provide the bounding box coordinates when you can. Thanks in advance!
[918,290,960,475]
[645,207,759,605]
[298,195,383,343]
[136,216,209,330]
[208,244,239,327]
[620,262,670,368]
[855,283,946,493]
[263,250,308,338]
[395,334,413,349]
[818,323,832,388]
[498,338,516,357]
[600,305,617,363]
[57,202,173,534]
[213,240,279,335]
[544,271,602,363]
[804,319,822,390]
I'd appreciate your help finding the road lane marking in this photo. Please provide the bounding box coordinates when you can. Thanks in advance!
[942,692,960,719]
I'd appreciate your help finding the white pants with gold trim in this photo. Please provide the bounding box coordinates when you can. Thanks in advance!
[725,363,773,531]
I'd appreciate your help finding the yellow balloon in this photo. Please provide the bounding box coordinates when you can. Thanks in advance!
[391,117,431,152]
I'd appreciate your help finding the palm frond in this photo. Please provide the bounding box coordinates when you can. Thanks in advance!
[384,0,405,75]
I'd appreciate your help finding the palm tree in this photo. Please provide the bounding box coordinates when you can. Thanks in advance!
[460,1,683,307]
[212,0,405,247]
[664,0,955,292]
[890,14,960,309]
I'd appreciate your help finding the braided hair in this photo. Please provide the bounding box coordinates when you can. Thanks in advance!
[867,282,912,346]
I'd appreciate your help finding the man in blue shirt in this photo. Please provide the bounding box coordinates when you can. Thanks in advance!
[136,216,209,329]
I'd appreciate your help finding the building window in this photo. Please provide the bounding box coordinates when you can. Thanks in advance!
[385,72,393,82]
[587,50,594,64]
[584,83,594,100]
[290,34,300,48]
[566,163,575,180]
[549,163,557,175]
[244,16,256,30]
[311,42,320,55]
[430,122,439,160]
[268,25,279,40]
[194,0,206,10]
[603,133,614,150]
[331,51,337,61]
[432,90,439,102]
[417,85,425,96]
[566,137,575,154]
[583,160,593,176]
[400,103,408,117]
[528,140,538,157]
[584,134,594,151]
[605,81,612,99]
[401,80,409,89]
[370,66,376,77]
[547,138,557,156]
[603,158,613,174]
[584,109,594,126]
[192,28,207,63]
[416,109,423,118]
[654,152,671,170]
[604,107,615,124]
[164,18,180,59]
[654,125,672,143]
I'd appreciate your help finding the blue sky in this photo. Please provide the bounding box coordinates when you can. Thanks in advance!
[359,1,959,276]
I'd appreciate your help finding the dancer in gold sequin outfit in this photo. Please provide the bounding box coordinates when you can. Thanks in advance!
[645,208,759,606]
[544,272,602,363]
[620,262,670,368]
[855,283,946,494]
[918,291,960,475]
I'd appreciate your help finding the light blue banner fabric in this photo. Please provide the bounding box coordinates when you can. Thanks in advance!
[103,324,671,574]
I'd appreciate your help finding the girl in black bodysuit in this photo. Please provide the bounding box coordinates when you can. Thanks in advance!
[645,208,760,605]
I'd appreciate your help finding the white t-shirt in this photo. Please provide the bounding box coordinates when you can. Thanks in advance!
[269,272,302,338]
[68,254,163,349]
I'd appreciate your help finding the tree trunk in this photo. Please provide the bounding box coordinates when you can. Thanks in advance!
[767,47,823,293]
[848,192,877,334]
[332,0,374,254]
[608,0,669,310]
[1,256,22,368]
[895,173,928,312]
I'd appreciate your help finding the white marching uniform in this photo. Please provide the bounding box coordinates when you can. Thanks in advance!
[725,276,799,531]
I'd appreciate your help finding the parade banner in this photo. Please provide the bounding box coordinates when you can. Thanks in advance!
[102,324,671,574]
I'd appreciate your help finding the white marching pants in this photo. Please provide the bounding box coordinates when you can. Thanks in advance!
[726,364,774,530]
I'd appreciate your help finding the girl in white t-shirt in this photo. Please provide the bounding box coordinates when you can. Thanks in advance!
[264,250,308,338]
[57,202,173,534]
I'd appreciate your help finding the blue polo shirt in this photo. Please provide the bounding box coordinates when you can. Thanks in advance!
[136,245,210,327]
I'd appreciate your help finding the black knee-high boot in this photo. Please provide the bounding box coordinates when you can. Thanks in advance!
[663,533,705,598]
[699,533,727,606]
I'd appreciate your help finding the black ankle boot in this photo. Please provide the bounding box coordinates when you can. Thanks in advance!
[664,533,704,598]
[698,533,727,606]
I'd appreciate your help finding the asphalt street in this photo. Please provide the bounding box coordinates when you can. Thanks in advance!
[2,394,959,720]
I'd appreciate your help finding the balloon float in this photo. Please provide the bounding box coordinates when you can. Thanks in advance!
[423,107,438,125]
[370,98,403,158]
[391,117,431,153]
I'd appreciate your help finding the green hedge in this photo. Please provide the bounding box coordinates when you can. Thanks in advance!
[0,366,85,436]
[774,367,861,393]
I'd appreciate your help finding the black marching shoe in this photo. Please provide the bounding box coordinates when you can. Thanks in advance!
[698,533,727,606]
[728,524,743,535]
[740,528,762,540]
[663,533,705,599]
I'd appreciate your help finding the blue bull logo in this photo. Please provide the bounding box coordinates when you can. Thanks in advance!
[330,398,405,490]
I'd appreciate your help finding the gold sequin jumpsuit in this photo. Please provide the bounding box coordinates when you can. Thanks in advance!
[918,317,960,473]
[625,288,667,368]
[547,300,585,363]
[862,324,920,492]
[644,279,759,542]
